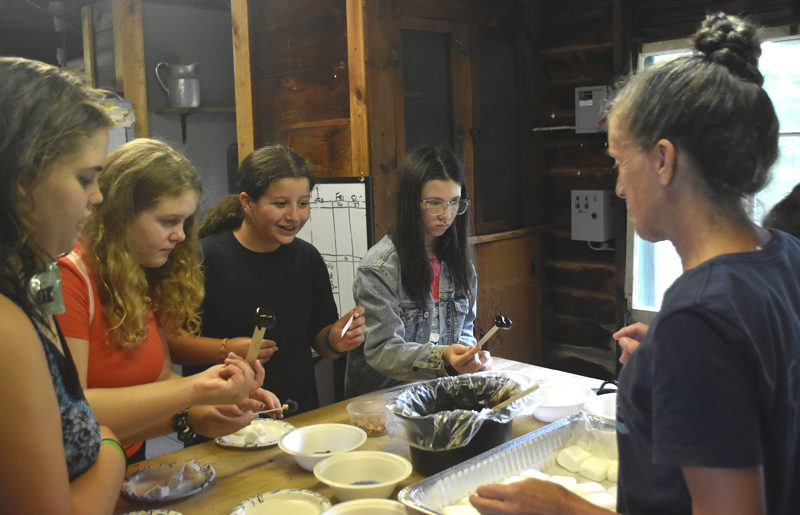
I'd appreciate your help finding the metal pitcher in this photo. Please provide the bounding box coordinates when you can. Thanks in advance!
[155,62,200,108]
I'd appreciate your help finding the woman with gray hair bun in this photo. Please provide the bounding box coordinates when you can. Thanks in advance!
[471,12,800,515]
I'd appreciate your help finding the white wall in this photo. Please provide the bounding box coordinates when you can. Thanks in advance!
[142,1,236,218]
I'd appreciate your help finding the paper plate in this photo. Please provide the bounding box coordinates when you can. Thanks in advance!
[122,461,215,502]
[216,419,296,448]
[229,489,331,515]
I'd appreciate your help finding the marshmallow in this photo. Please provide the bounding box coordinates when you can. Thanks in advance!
[520,468,551,481]
[443,505,480,514]
[579,456,609,482]
[550,475,578,488]
[607,459,618,482]
[586,492,617,510]
[571,481,606,497]
[557,445,592,472]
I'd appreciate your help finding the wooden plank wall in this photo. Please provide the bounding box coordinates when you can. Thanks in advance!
[247,0,353,178]
[537,0,799,381]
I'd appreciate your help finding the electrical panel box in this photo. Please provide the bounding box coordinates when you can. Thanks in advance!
[575,86,608,133]
[571,190,614,242]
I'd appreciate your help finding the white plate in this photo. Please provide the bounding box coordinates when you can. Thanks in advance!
[584,392,616,422]
[216,418,296,448]
[124,510,183,515]
[230,489,331,515]
[122,461,215,502]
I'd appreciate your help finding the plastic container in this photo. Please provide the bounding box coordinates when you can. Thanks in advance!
[346,398,388,436]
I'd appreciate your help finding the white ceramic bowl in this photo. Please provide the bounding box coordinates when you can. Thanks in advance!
[533,383,595,422]
[278,423,367,471]
[314,450,412,501]
[321,498,410,514]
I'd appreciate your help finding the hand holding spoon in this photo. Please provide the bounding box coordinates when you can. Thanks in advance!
[245,307,277,362]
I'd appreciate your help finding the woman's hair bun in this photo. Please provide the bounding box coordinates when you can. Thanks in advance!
[692,12,764,85]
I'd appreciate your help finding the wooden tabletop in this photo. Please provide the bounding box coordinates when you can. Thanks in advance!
[113,358,602,514]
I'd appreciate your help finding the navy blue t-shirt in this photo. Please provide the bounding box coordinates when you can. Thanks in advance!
[617,230,800,514]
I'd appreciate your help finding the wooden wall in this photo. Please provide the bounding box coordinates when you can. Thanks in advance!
[536,0,800,380]
[247,0,353,178]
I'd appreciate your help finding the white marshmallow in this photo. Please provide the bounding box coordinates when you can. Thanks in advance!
[520,468,551,481]
[557,445,592,472]
[550,475,578,488]
[579,456,609,482]
[607,459,618,482]
[586,491,617,510]
[571,481,606,497]
[502,475,527,484]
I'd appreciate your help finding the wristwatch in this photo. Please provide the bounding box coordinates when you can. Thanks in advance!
[172,408,199,444]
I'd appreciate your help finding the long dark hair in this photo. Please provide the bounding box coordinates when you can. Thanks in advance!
[200,144,315,237]
[390,146,473,306]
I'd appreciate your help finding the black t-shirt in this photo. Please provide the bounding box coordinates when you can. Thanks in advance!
[617,230,800,514]
[191,231,339,413]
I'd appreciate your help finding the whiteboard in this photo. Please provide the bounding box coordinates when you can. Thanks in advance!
[296,177,374,315]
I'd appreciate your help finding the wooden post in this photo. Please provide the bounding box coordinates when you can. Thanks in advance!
[231,0,254,164]
[81,5,96,86]
[112,0,148,137]
[346,0,369,177]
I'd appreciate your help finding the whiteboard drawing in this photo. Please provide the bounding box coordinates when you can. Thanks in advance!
[296,178,373,315]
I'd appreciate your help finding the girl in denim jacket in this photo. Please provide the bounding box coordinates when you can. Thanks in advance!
[345,146,492,397]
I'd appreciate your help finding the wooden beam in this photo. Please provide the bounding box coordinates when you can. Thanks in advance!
[231,0,254,164]
[346,0,369,177]
[112,0,148,137]
[81,5,96,86]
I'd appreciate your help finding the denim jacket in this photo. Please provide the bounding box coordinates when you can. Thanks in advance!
[344,234,477,397]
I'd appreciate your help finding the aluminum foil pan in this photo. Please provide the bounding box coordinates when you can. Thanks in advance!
[397,413,616,515]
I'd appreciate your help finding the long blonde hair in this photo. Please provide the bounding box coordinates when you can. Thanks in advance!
[83,138,204,348]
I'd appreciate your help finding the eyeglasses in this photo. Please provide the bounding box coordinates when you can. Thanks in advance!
[420,198,470,216]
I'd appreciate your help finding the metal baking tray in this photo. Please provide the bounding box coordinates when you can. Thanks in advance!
[397,413,617,515]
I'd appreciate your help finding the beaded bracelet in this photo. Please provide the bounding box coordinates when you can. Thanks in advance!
[101,438,127,465]
[172,408,199,445]
[219,337,228,361]
[325,328,347,357]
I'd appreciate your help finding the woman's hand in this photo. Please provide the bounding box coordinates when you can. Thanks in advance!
[470,478,606,515]
[443,344,483,373]
[188,404,257,438]
[229,336,278,363]
[612,322,649,364]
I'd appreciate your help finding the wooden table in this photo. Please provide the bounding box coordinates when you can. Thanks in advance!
[114,358,602,514]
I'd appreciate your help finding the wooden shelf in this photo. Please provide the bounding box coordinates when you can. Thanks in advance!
[155,107,235,143]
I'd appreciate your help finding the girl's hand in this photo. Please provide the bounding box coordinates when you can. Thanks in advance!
[229,336,278,363]
[193,353,253,405]
[188,405,257,438]
[477,349,494,371]
[330,307,366,353]
[443,344,482,374]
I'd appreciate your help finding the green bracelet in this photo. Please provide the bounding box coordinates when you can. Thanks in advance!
[101,438,127,465]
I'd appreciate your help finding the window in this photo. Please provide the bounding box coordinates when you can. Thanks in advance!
[626,30,800,322]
